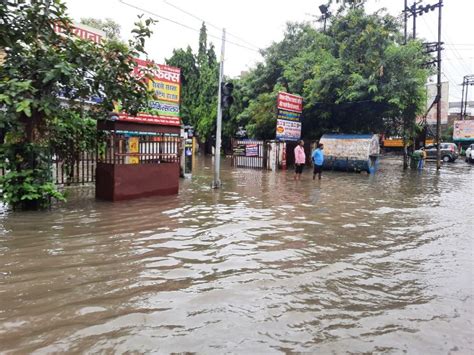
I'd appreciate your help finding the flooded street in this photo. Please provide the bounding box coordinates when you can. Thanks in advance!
[0,157,473,353]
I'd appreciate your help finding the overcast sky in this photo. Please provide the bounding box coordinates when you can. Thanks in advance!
[65,0,474,102]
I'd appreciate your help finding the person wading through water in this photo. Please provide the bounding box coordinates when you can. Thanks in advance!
[312,143,324,180]
[294,140,306,180]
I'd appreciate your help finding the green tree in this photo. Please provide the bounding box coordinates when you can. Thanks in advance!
[0,1,155,209]
[166,23,219,142]
[243,91,279,140]
[232,6,429,145]
[166,46,199,126]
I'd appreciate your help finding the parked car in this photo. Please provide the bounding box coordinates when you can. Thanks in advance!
[425,143,459,162]
[465,144,474,163]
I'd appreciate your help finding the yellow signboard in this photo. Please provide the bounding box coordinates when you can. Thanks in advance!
[128,137,139,164]
[383,139,404,148]
[149,80,180,103]
[0,49,6,66]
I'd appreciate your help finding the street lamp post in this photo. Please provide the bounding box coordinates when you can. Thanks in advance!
[212,28,226,189]
[319,4,330,33]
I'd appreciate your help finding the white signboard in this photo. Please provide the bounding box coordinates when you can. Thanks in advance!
[453,120,474,141]
[276,119,301,141]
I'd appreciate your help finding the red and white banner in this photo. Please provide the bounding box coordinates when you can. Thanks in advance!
[53,22,105,44]
[277,92,303,113]
[117,113,181,126]
[133,59,181,85]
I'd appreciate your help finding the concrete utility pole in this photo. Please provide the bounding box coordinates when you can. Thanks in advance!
[461,77,466,119]
[404,0,408,44]
[212,28,226,189]
[405,0,443,170]
[436,0,442,170]
[460,75,474,120]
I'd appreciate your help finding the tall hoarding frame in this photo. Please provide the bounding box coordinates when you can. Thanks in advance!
[117,58,181,127]
[275,92,303,141]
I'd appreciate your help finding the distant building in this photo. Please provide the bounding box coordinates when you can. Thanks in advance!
[449,101,474,116]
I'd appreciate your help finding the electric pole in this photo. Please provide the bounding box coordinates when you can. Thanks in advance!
[404,0,408,44]
[460,75,474,120]
[435,0,442,170]
[404,0,443,170]
[412,3,417,39]
[212,28,226,189]
[461,76,466,119]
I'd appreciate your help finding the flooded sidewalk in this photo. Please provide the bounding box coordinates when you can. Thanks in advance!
[0,157,473,353]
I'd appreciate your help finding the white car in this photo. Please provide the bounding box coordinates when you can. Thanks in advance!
[466,144,474,163]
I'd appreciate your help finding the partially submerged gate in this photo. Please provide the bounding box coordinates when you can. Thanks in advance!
[231,139,267,169]
[231,139,287,171]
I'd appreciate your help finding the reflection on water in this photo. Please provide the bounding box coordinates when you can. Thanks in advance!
[0,157,473,353]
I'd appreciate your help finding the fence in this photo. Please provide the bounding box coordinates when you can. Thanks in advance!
[0,135,181,187]
[0,151,96,186]
[52,151,96,185]
[231,139,267,169]
[98,134,180,165]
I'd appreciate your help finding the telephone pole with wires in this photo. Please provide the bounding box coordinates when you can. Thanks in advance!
[403,0,444,170]
[460,75,474,120]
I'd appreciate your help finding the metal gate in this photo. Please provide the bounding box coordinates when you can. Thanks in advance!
[231,139,290,170]
[231,139,267,169]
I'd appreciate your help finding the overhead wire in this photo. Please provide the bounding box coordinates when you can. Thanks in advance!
[118,0,261,53]
[417,14,467,101]
[419,15,467,80]
[161,0,261,51]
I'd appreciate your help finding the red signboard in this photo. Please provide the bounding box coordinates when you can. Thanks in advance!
[277,92,303,113]
[133,59,181,85]
[53,22,105,44]
[118,59,181,126]
[117,113,181,126]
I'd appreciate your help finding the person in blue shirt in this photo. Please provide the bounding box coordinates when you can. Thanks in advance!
[312,143,324,180]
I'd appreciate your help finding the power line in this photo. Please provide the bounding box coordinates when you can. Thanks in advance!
[419,15,467,79]
[161,0,261,51]
[441,71,462,97]
[444,43,474,47]
[430,18,473,76]
[118,0,261,53]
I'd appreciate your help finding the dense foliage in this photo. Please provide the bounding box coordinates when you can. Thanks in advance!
[232,7,430,141]
[166,23,219,142]
[164,4,429,147]
[0,0,155,209]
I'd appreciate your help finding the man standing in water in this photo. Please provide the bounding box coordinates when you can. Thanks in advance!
[312,143,324,180]
[294,140,306,180]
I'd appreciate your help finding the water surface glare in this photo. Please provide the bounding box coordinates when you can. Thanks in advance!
[0,157,473,353]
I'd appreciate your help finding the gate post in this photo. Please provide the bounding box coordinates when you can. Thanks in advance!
[281,142,287,170]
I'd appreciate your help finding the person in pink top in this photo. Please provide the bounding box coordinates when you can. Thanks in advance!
[294,140,306,180]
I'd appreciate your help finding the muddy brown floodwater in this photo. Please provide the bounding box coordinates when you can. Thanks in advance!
[0,157,473,353]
